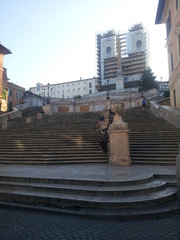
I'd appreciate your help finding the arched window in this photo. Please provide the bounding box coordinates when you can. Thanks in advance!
[136,40,142,50]
[106,46,111,57]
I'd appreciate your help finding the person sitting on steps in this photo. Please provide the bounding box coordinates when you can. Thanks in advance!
[7,115,11,122]
[96,112,104,131]
[99,128,108,153]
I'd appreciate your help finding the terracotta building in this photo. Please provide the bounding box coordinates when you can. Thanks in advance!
[156,0,180,109]
[7,81,25,110]
[0,43,11,113]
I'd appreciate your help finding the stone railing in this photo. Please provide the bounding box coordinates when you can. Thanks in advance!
[13,103,29,111]
[0,109,22,124]
[149,101,180,129]
[176,143,180,201]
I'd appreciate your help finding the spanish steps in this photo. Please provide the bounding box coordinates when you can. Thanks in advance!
[0,106,179,218]
[0,106,179,165]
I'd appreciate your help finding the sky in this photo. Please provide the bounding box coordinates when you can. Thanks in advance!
[1,0,168,90]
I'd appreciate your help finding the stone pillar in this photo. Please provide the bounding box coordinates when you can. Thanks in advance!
[37,113,42,119]
[176,143,180,201]
[108,102,131,166]
[2,120,8,130]
[26,117,31,123]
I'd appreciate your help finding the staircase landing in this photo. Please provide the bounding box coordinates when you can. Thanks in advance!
[0,163,179,219]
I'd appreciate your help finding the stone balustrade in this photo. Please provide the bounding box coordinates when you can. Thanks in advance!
[150,101,180,129]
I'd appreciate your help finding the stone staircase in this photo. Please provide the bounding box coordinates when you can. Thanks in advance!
[0,171,178,218]
[0,106,179,218]
[0,108,108,164]
[0,106,179,165]
[123,107,180,165]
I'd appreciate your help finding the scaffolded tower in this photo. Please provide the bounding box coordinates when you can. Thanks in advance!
[96,24,150,87]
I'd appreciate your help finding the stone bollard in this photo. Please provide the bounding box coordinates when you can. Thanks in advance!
[2,121,8,130]
[176,143,180,201]
[108,102,131,166]
[26,117,32,123]
[37,113,42,119]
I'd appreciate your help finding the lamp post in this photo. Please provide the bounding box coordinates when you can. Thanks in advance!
[51,87,53,98]
[106,79,110,100]
[47,83,50,104]
[43,88,45,105]
[141,80,144,98]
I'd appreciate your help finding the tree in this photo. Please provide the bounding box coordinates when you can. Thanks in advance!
[139,68,158,92]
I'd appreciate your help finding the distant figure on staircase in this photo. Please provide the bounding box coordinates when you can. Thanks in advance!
[96,112,104,131]
[7,115,11,122]
[40,108,45,114]
[142,97,146,110]
[99,128,108,153]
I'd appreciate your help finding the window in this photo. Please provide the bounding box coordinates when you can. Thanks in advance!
[89,89,92,94]
[89,82,92,88]
[78,88,80,91]
[67,84,69,87]
[178,34,180,57]
[73,89,75,92]
[68,90,69,92]
[173,89,176,107]
[37,84,40,91]
[84,87,85,90]
[16,92,21,99]
[166,11,171,38]
[106,46,111,57]
[171,52,174,72]
[8,89,12,96]
[176,0,179,10]
[136,40,142,50]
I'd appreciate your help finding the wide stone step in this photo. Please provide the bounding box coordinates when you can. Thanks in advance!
[0,185,176,209]
[0,179,172,197]
[131,153,177,157]
[0,160,108,165]
[0,175,176,209]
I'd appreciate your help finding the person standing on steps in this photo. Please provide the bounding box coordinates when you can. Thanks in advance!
[96,112,104,131]
[142,97,146,110]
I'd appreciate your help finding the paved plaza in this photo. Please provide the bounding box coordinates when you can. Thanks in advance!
[0,163,176,181]
[0,206,180,240]
[0,163,179,239]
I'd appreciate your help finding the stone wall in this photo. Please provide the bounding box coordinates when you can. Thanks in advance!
[0,109,22,123]
[150,101,180,129]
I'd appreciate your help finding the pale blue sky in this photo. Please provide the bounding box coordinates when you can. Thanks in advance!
[1,0,168,90]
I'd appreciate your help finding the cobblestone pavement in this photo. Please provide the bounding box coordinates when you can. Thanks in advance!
[0,207,180,240]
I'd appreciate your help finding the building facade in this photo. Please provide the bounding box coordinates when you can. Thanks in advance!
[156,0,180,109]
[29,77,98,100]
[7,81,25,109]
[23,91,44,107]
[0,43,11,113]
[96,24,150,87]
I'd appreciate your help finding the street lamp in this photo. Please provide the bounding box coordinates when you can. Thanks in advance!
[42,88,45,105]
[141,80,144,98]
[51,87,53,98]
[47,83,50,104]
[106,79,110,100]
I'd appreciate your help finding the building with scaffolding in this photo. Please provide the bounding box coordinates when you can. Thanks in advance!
[96,24,150,90]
